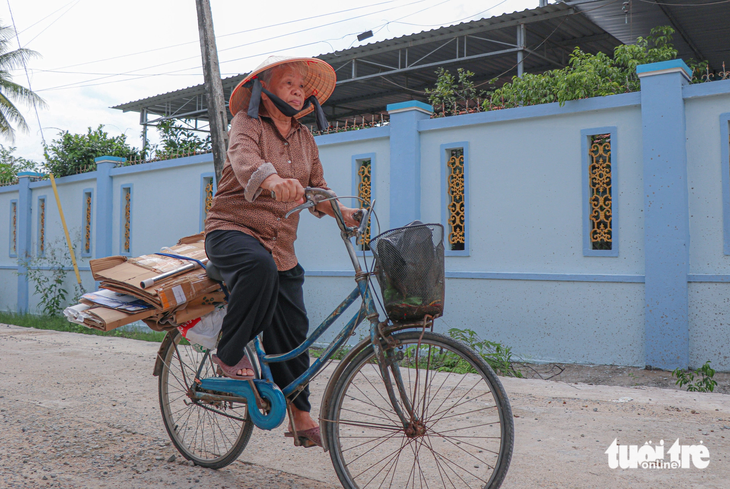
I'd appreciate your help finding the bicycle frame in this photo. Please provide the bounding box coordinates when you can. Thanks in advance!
[197,188,414,432]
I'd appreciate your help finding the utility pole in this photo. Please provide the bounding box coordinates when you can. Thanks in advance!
[195,0,227,184]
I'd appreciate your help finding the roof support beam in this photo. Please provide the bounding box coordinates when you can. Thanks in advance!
[337,47,521,85]
[320,8,574,63]
[656,4,706,65]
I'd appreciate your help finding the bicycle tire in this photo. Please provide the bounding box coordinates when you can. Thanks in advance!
[325,330,514,489]
[158,330,255,468]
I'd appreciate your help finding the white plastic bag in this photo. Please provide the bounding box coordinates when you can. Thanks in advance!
[177,305,226,350]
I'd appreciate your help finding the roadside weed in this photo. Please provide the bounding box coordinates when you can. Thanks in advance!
[672,361,717,393]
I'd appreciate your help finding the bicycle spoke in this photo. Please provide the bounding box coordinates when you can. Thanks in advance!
[432,403,499,422]
[339,405,400,425]
[352,439,415,481]
[428,431,501,462]
[427,440,490,486]
[340,427,402,461]
[433,429,497,469]
[357,435,409,488]
[429,383,494,420]
[421,434,456,489]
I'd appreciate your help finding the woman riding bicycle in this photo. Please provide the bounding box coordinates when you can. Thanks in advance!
[204,56,359,448]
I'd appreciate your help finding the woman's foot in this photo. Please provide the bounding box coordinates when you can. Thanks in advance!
[289,404,318,432]
[211,354,255,379]
[286,404,322,447]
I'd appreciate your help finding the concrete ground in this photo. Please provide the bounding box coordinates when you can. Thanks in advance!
[0,323,728,488]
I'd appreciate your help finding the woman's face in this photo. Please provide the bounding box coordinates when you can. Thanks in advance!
[265,66,306,111]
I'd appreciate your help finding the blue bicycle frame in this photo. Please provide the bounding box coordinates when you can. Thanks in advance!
[197,188,381,431]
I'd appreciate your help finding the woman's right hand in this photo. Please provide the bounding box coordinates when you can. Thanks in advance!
[262,174,305,203]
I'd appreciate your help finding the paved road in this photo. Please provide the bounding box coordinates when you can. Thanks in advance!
[1,323,728,488]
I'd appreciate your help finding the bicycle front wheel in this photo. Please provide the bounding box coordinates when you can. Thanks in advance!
[158,330,255,468]
[325,331,514,489]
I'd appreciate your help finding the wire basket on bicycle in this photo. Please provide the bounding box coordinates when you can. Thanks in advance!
[370,222,445,322]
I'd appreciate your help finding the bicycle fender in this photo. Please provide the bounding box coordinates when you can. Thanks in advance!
[199,378,287,430]
[153,330,179,377]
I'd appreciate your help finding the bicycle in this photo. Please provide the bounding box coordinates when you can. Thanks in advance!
[153,187,514,488]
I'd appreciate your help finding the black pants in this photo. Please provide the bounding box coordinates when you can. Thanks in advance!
[205,229,311,412]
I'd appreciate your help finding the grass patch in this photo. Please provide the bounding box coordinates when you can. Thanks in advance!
[310,344,351,361]
[0,312,168,342]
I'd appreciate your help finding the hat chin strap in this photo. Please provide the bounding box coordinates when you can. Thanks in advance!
[246,78,329,132]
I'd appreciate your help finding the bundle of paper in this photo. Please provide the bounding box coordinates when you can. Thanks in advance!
[64,303,158,331]
[64,233,226,332]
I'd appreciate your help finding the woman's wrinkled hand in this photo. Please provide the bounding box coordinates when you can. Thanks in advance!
[340,206,362,228]
[262,174,305,204]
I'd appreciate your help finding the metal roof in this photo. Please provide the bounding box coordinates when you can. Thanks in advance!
[566,0,730,73]
[113,0,730,131]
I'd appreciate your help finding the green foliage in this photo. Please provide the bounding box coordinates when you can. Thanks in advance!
[0,312,167,342]
[483,26,683,111]
[0,144,39,183]
[426,67,480,115]
[447,328,523,377]
[672,361,717,393]
[23,238,84,316]
[152,119,211,158]
[43,125,141,177]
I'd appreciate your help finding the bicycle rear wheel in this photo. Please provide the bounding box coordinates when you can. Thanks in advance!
[325,330,513,489]
[158,330,255,468]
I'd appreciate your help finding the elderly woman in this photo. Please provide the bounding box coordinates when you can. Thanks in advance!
[204,56,358,448]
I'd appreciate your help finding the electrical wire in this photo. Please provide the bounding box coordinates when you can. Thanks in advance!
[384,0,509,29]
[43,0,401,72]
[6,0,46,145]
[19,0,82,47]
[34,0,429,92]
[12,0,77,37]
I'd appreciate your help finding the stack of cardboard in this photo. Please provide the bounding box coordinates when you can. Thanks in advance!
[64,233,225,332]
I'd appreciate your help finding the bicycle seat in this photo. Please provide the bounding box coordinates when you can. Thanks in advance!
[206,262,224,283]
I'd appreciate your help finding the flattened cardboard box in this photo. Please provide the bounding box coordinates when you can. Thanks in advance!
[89,234,220,312]
[81,306,157,332]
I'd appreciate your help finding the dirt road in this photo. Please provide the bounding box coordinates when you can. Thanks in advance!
[1,323,728,488]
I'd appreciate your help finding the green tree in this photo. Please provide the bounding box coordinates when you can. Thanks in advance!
[426,68,482,115]
[153,119,211,158]
[0,144,39,183]
[43,125,141,177]
[426,67,458,114]
[0,24,47,141]
[483,26,683,111]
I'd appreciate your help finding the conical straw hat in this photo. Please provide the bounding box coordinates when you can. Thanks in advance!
[229,55,336,118]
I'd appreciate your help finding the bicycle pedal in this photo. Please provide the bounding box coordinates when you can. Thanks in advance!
[298,437,317,448]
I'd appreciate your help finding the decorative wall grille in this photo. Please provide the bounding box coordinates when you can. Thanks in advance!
[84,192,92,255]
[204,177,214,221]
[11,201,17,256]
[356,159,372,250]
[38,198,45,255]
[123,187,131,254]
[589,134,612,250]
[447,148,465,251]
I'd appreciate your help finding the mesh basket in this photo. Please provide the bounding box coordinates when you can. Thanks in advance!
[370,222,445,322]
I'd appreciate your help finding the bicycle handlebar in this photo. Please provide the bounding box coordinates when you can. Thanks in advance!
[284,187,369,238]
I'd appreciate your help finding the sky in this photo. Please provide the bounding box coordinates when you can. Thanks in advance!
[0,0,540,163]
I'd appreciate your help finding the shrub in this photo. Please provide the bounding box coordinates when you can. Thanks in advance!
[483,25,681,111]
[43,125,141,177]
